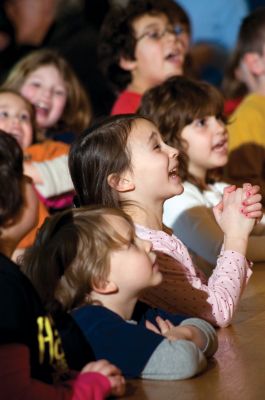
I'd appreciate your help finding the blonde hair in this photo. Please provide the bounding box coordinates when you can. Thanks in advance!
[3,49,92,134]
[22,206,135,312]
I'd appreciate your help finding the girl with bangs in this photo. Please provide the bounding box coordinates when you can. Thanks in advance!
[68,113,262,328]
[138,75,265,276]
[3,48,91,143]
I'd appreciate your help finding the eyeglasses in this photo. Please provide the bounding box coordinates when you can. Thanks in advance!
[136,25,186,42]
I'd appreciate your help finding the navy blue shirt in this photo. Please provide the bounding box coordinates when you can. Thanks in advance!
[72,301,188,378]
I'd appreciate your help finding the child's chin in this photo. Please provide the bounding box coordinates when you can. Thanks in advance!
[172,184,184,197]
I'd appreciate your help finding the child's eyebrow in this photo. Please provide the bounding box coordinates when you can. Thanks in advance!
[148,131,159,143]
[27,74,41,78]
[141,22,162,30]
[139,22,168,33]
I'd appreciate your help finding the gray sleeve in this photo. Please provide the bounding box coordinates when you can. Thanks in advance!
[33,155,74,197]
[179,318,218,358]
[140,339,207,380]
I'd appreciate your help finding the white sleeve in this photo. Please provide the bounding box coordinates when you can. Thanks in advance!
[164,190,223,265]
[164,186,265,264]
[33,155,74,198]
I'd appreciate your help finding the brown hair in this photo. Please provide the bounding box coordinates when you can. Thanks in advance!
[69,113,154,208]
[98,0,190,92]
[0,130,24,226]
[0,88,38,144]
[138,75,226,190]
[3,49,91,134]
[222,7,265,99]
[22,206,135,313]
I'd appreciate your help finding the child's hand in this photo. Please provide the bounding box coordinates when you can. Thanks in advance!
[213,184,263,254]
[146,317,207,350]
[241,183,263,223]
[81,359,125,397]
[145,316,192,341]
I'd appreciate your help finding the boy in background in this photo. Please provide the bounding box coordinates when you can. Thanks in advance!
[224,8,265,208]
[98,0,190,114]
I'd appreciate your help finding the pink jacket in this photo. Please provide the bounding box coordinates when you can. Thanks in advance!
[135,224,252,327]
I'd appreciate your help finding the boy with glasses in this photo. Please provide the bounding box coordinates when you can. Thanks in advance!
[98,0,190,115]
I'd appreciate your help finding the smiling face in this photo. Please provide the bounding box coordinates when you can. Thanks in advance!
[106,214,162,296]
[128,13,184,92]
[181,116,228,179]
[20,64,67,130]
[125,118,183,204]
[0,92,33,149]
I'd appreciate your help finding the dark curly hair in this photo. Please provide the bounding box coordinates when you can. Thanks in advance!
[98,0,190,93]
[0,130,23,226]
[138,75,226,190]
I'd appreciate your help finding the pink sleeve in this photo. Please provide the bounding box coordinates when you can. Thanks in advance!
[137,227,251,328]
[71,372,111,400]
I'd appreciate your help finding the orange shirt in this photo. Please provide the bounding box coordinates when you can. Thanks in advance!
[18,140,69,249]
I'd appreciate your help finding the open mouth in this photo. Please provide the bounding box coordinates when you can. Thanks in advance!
[165,48,183,64]
[35,102,50,117]
[212,138,228,152]
[168,166,178,178]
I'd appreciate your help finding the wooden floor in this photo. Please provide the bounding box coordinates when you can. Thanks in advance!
[125,262,265,400]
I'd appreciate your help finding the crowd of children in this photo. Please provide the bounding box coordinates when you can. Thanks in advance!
[0,131,125,399]
[1,1,265,399]
[21,206,217,380]
[68,114,261,328]
[138,75,265,274]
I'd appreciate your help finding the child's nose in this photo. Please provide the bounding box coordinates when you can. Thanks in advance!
[166,32,184,48]
[41,87,52,99]
[167,144,179,159]
[213,118,225,134]
[11,116,21,126]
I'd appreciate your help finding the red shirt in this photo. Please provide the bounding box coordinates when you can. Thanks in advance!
[0,344,111,400]
[111,91,142,115]
[224,97,243,116]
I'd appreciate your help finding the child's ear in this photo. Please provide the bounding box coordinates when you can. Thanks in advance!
[243,52,265,76]
[107,173,135,192]
[119,56,137,72]
[92,280,118,294]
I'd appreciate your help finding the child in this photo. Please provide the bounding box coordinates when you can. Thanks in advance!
[22,206,218,380]
[98,0,190,115]
[2,48,90,209]
[3,48,91,143]
[0,131,125,399]
[68,114,262,328]
[220,8,265,207]
[0,88,74,257]
[0,89,50,254]
[138,75,265,276]
[0,87,72,200]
